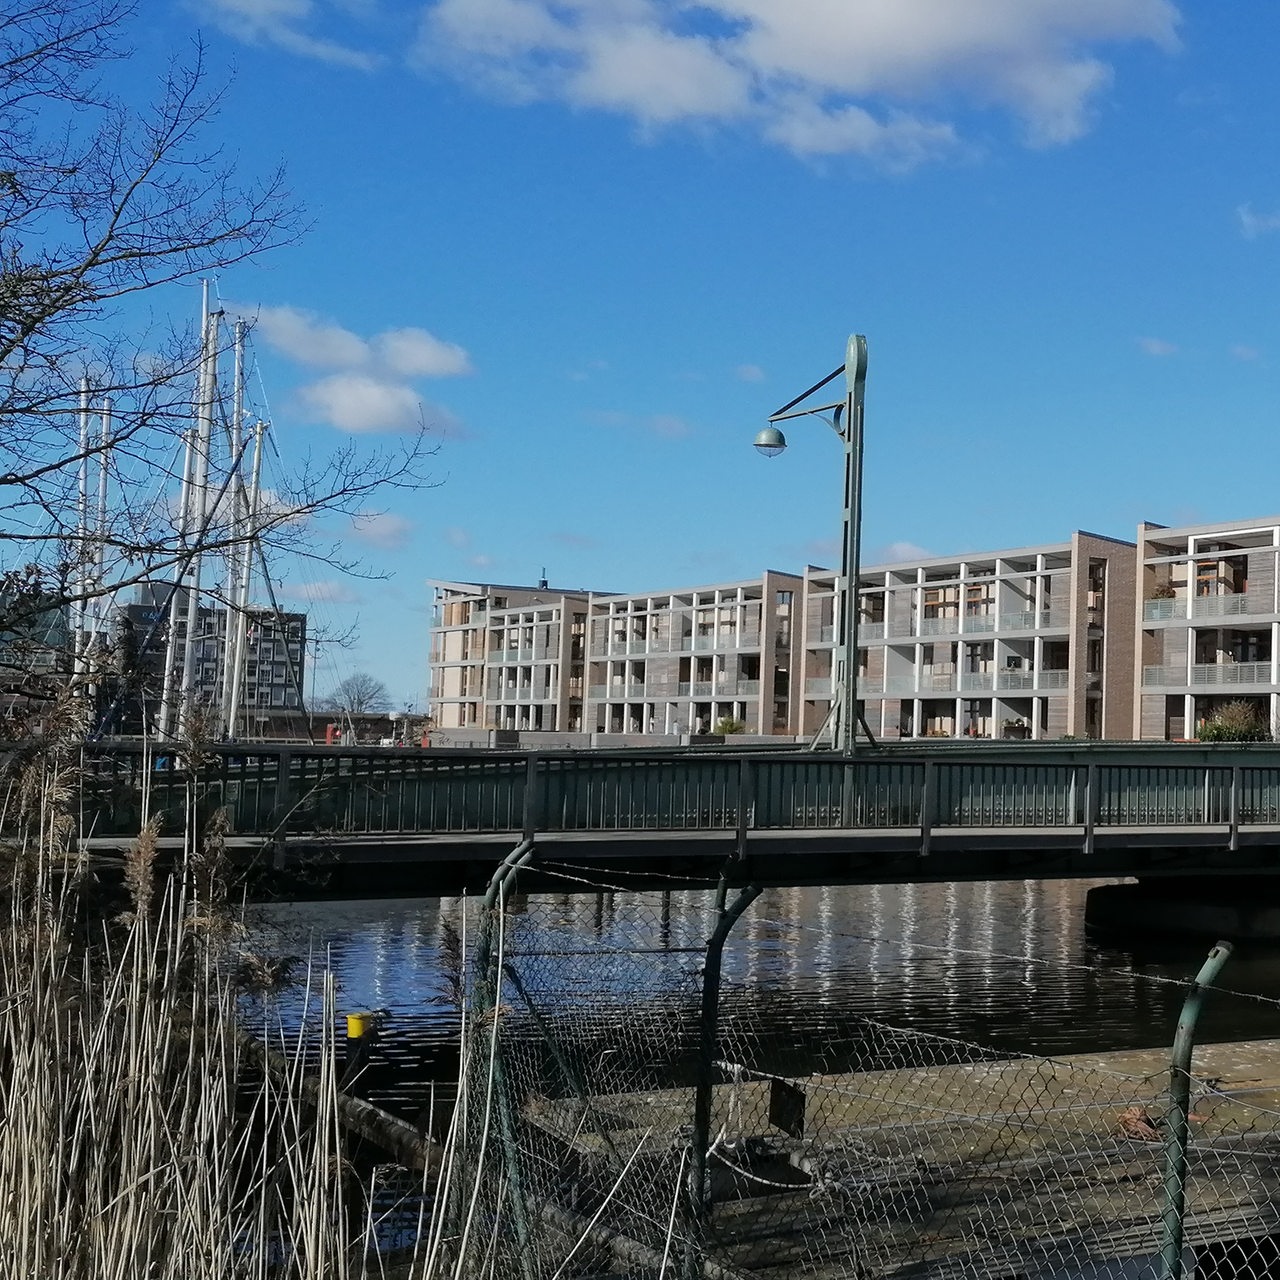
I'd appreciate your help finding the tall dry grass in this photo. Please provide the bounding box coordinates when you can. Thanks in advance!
[0,731,634,1279]
[0,734,440,1279]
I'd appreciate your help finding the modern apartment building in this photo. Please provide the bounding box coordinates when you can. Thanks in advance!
[117,586,307,734]
[428,579,590,731]
[1136,516,1280,739]
[429,573,802,736]
[797,531,1136,741]
[584,573,802,735]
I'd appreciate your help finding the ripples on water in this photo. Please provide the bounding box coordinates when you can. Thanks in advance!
[244,879,1280,1117]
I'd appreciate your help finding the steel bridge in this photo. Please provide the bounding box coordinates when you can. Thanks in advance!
[65,740,1280,896]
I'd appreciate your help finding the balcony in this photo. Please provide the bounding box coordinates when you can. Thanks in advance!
[859,622,884,641]
[1143,598,1186,622]
[818,625,835,643]
[1142,661,1274,687]
[1192,661,1272,686]
[1143,593,1271,622]
[959,672,994,691]
[918,616,959,636]
[1193,594,1268,619]
[589,683,647,700]
[805,677,833,697]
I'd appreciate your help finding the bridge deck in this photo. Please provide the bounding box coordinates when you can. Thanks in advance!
[65,740,1280,894]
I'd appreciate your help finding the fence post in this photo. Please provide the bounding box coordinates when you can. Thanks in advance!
[685,874,762,1280]
[465,840,538,1280]
[1160,940,1234,1280]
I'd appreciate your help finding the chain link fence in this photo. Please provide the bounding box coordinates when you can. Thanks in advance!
[435,860,1280,1280]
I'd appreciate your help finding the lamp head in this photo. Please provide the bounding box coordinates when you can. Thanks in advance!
[753,425,787,458]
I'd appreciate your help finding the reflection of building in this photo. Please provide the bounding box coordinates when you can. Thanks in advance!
[800,532,1137,741]
[116,586,307,736]
[1135,517,1280,739]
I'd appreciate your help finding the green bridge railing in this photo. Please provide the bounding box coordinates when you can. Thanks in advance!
[66,741,1280,848]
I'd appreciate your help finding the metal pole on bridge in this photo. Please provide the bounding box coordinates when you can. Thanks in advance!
[754,335,871,754]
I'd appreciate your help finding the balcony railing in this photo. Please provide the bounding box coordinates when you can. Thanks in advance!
[919,616,959,636]
[1143,661,1273,687]
[959,672,994,691]
[1192,661,1273,686]
[859,622,884,641]
[1143,598,1186,621]
[589,683,647,700]
[1143,593,1271,622]
[1193,594,1267,619]
[805,677,833,697]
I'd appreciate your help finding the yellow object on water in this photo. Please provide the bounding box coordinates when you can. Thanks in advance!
[346,1011,375,1039]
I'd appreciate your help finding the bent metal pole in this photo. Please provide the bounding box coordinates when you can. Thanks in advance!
[1160,939,1233,1280]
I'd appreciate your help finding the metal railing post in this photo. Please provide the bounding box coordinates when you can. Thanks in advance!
[271,747,293,870]
[1229,765,1241,852]
[522,752,540,844]
[1161,940,1233,1280]
[1083,762,1098,855]
[920,760,935,858]
[735,757,753,860]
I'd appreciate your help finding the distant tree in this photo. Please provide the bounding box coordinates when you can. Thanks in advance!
[321,672,390,716]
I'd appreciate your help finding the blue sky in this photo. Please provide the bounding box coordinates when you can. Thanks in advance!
[118,2,1280,709]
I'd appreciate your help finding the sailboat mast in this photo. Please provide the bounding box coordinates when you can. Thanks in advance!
[177,284,219,738]
[87,397,111,698]
[219,320,248,735]
[157,425,195,738]
[225,417,264,738]
[75,379,90,680]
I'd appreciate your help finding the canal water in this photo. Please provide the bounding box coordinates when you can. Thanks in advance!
[245,878,1280,1116]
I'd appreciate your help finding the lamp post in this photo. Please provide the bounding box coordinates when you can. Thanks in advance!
[754,335,868,755]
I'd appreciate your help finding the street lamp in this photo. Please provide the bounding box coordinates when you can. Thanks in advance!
[754,334,869,754]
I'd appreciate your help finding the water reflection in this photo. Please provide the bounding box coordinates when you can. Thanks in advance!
[246,879,1280,1113]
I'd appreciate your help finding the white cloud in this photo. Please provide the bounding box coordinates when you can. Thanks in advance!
[280,579,362,605]
[874,540,933,564]
[1231,344,1260,362]
[1137,336,1178,357]
[251,305,369,367]
[412,0,1179,162]
[735,363,765,382]
[1238,203,1280,239]
[232,304,472,435]
[374,328,472,377]
[205,0,380,68]
[298,372,422,432]
[351,511,415,548]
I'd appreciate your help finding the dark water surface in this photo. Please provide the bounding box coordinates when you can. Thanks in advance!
[246,879,1280,1114]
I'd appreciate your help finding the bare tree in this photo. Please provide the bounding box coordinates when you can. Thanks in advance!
[0,2,435,645]
[320,672,391,716]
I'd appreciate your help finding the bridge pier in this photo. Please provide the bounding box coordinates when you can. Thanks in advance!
[1086,877,1280,942]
